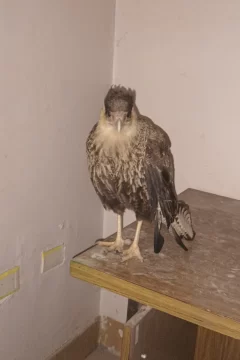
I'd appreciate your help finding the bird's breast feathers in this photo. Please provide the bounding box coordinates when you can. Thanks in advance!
[93,109,137,157]
[88,125,145,197]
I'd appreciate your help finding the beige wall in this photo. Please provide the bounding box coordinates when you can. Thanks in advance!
[0,1,115,359]
[102,0,240,321]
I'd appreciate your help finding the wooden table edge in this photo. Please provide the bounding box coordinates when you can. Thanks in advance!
[70,260,240,340]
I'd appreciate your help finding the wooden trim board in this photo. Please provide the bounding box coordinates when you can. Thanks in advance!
[48,319,99,360]
[121,327,131,360]
[49,316,123,360]
[70,261,240,340]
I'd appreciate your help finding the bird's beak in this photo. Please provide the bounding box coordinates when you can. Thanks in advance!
[117,120,121,133]
[111,111,125,132]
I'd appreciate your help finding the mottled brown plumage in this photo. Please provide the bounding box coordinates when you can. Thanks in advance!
[86,85,195,261]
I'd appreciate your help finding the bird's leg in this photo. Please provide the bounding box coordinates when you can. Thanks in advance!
[97,215,124,253]
[122,220,143,262]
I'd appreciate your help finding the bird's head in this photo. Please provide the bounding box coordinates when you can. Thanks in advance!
[101,85,136,133]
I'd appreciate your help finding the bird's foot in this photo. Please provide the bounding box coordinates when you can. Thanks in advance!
[96,237,125,253]
[122,245,143,262]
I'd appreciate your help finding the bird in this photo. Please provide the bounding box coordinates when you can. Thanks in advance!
[86,85,195,261]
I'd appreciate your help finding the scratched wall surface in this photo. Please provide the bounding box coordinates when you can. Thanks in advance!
[0,1,115,359]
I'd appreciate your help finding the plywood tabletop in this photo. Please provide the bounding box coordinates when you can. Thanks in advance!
[71,189,240,339]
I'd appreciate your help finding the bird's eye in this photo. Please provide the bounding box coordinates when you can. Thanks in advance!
[108,115,114,123]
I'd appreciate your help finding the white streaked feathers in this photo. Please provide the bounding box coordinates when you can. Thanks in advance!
[157,201,194,239]
[171,204,194,239]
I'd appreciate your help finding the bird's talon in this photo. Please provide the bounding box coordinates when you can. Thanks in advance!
[97,239,124,253]
[97,240,115,247]
[121,246,143,262]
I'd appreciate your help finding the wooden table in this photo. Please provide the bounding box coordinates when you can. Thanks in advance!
[71,189,240,359]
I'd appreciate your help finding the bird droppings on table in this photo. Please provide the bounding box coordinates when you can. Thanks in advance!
[124,239,132,246]
[132,273,146,276]
[158,253,166,258]
[91,252,106,260]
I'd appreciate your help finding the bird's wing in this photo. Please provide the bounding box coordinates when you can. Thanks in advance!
[144,127,178,227]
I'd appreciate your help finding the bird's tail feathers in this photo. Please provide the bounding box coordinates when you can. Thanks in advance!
[154,207,164,253]
[146,166,192,253]
[169,200,195,251]
[172,200,195,240]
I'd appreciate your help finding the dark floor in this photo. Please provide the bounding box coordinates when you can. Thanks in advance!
[86,347,119,360]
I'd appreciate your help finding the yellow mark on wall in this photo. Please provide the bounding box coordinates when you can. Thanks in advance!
[42,245,63,258]
[41,244,65,273]
[0,266,20,300]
